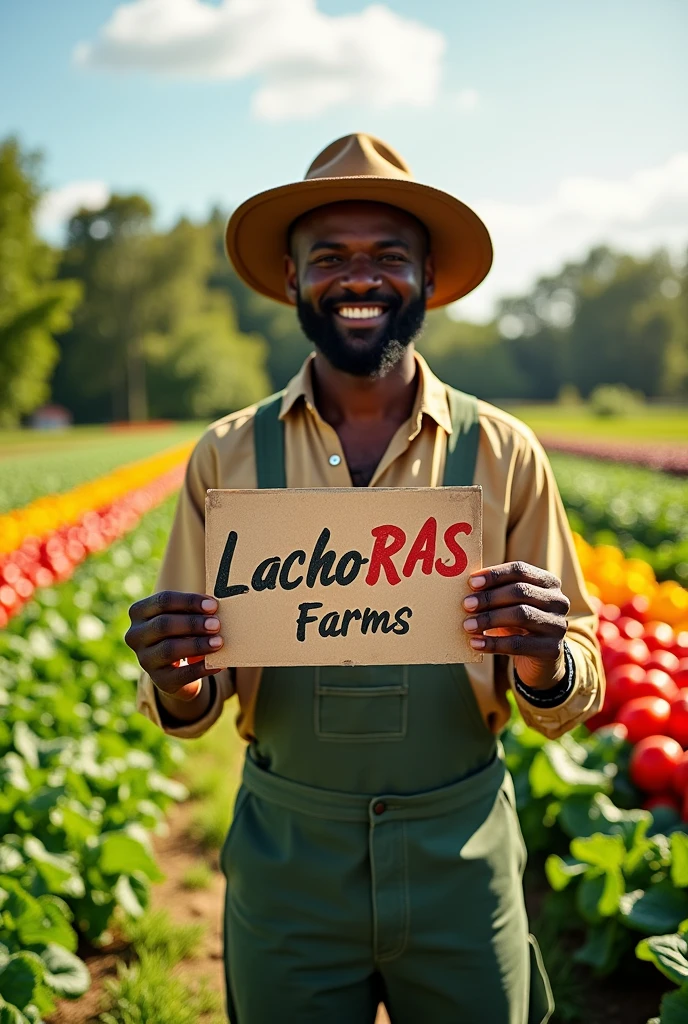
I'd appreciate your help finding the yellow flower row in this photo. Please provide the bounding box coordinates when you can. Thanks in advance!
[0,442,195,556]
[574,533,688,629]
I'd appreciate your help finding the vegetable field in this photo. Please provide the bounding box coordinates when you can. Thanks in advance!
[1,424,687,1024]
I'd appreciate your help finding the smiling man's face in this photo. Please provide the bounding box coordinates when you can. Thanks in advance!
[285,200,434,377]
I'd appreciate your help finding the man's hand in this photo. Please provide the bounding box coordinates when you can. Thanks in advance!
[462,562,570,690]
[125,591,224,704]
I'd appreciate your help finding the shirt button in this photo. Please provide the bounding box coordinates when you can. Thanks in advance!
[328,454,341,467]
[373,800,386,816]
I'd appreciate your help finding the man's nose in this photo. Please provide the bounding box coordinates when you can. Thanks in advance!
[339,255,382,293]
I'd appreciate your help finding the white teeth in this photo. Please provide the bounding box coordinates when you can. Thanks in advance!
[338,306,383,319]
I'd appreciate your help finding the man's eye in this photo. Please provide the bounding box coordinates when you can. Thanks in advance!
[380,253,407,263]
[313,255,342,265]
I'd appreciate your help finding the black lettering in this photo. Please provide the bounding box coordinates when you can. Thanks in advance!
[251,556,280,591]
[279,550,306,590]
[306,528,337,587]
[340,608,363,637]
[214,531,250,599]
[296,602,323,642]
[318,611,342,637]
[392,606,413,635]
[334,550,368,587]
[361,607,391,635]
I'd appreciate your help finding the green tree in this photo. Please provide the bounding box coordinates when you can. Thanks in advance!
[54,202,270,421]
[0,138,81,426]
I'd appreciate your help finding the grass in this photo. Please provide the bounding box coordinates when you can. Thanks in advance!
[504,404,688,443]
[99,952,223,1024]
[181,710,244,852]
[122,910,205,964]
[0,422,205,455]
[99,911,223,1024]
[182,863,215,891]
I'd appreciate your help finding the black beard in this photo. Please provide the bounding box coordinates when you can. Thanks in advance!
[296,289,426,378]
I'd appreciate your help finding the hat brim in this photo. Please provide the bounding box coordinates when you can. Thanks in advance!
[225,176,492,310]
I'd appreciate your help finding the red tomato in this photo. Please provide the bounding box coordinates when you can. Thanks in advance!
[643,792,681,812]
[630,735,683,792]
[643,621,676,652]
[634,669,678,703]
[669,691,688,748]
[584,708,615,732]
[675,659,688,688]
[620,595,651,622]
[673,751,688,795]
[0,606,7,629]
[606,663,646,708]
[600,603,621,623]
[617,696,671,744]
[617,616,645,640]
[647,650,680,675]
[0,585,17,610]
[672,633,688,661]
[605,638,651,674]
[597,620,621,646]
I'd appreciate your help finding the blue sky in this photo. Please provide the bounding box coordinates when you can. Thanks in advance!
[1,0,687,320]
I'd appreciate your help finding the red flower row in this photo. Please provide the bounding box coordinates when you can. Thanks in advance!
[540,436,688,476]
[0,464,186,629]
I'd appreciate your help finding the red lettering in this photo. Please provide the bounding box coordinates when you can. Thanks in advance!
[402,517,437,578]
[435,522,472,577]
[365,525,407,586]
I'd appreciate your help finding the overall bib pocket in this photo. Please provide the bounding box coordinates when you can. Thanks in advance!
[314,666,409,741]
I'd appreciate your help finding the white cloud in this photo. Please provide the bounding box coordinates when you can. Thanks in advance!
[451,152,688,322]
[74,0,445,121]
[454,88,478,111]
[37,181,111,240]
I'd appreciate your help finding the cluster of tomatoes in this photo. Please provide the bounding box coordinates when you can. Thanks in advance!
[0,464,186,629]
[587,594,688,815]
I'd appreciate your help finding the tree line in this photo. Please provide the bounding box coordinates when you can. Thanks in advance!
[1,137,686,427]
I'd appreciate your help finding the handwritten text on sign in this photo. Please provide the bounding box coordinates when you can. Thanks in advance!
[204,487,483,668]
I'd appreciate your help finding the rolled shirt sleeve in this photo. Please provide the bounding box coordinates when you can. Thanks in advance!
[503,426,605,739]
[135,438,235,738]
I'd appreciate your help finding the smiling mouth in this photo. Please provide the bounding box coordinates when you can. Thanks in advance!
[334,304,389,322]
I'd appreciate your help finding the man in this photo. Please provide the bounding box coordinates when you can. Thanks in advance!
[128,133,604,1023]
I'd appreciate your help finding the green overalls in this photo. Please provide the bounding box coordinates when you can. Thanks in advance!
[220,388,554,1024]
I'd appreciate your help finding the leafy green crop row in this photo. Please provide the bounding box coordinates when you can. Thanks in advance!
[549,453,688,585]
[505,716,688,1020]
[0,497,184,1023]
[0,427,200,515]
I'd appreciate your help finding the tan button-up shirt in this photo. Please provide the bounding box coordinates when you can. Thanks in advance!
[137,352,604,742]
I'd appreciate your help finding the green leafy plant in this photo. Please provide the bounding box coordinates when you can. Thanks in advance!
[0,497,187,1022]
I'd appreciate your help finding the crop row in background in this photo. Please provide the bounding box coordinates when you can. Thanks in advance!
[0,498,189,1022]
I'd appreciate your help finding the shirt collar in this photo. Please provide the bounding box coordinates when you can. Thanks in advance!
[279,351,452,436]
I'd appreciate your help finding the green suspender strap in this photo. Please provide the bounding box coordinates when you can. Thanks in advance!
[252,385,479,488]
[443,386,480,487]
[253,392,287,489]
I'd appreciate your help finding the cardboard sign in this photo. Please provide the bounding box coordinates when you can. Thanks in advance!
[204,486,483,669]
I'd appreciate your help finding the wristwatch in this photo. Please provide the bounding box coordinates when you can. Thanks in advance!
[512,641,575,708]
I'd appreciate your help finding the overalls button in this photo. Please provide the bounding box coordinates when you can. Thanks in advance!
[328,454,341,466]
[373,800,386,816]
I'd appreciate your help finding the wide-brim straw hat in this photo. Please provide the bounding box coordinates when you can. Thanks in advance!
[225,133,492,310]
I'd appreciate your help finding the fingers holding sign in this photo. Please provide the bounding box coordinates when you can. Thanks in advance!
[462,561,570,688]
[125,591,224,700]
